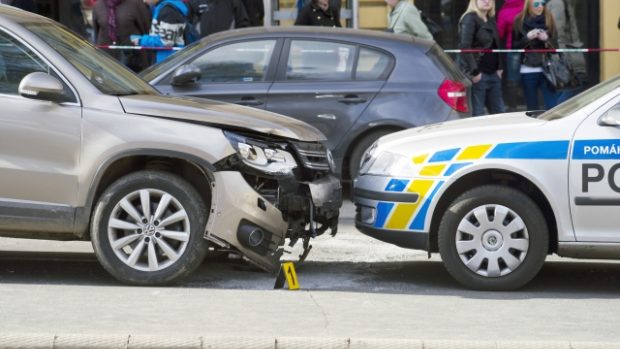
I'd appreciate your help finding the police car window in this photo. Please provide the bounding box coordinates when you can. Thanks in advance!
[190,40,276,83]
[286,40,355,81]
[539,77,620,121]
[356,47,391,81]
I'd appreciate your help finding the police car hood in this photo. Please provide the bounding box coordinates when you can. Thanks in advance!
[377,112,547,151]
[119,95,326,142]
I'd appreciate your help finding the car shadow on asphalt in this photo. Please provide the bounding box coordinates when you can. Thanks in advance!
[0,250,618,298]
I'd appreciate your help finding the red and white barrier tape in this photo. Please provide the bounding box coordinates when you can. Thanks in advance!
[444,48,620,53]
[97,45,183,51]
[96,45,620,54]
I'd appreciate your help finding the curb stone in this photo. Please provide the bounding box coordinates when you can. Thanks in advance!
[0,334,619,349]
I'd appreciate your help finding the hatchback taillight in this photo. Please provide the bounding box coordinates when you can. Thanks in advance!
[438,79,469,113]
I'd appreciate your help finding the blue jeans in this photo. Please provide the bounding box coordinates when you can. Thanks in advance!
[556,86,585,104]
[472,72,506,116]
[521,72,557,111]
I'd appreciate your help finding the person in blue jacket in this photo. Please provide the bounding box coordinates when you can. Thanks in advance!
[138,0,195,63]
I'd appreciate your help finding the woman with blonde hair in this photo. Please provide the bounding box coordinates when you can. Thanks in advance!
[458,0,505,116]
[512,0,558,110]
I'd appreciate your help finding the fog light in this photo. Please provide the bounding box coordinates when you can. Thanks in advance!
[248,229,264,247]
[360,205,376,224]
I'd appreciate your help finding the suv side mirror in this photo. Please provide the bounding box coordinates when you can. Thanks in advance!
[599,104,620,127]
[171,64,201,86]
[18,72,68,103]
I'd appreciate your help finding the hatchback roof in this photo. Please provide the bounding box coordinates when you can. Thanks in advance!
[197,25,431,48]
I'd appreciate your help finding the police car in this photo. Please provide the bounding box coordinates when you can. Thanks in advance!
[353,76,620,290]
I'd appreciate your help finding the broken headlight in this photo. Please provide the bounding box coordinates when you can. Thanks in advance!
[224,131,298,175]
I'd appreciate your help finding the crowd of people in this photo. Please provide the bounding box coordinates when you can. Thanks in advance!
[1,0,588,115]
[456,0,586,116]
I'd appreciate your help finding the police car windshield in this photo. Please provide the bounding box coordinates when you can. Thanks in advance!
[539,77,620,121]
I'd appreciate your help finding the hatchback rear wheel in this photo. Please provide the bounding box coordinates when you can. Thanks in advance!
[91,171,209,285]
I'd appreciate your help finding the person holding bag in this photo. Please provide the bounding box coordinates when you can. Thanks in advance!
[512,0,558,111]
[458,0,505,116]
[547,0,587,103]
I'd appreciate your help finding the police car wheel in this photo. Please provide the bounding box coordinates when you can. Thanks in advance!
[438,185,548,291]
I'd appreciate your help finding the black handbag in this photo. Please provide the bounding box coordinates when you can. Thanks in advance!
[542,45,579,91]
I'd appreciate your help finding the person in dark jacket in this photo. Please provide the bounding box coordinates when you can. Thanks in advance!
[295,0,341,27]
[458,0,505,116]
[513,0,558,110]
[189,0,250,38]
[241,0,264,27]
[93,0,151,71]
[0,0,36,12]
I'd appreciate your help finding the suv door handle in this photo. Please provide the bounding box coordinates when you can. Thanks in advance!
[234,97,263,106]
[339,95,366,104]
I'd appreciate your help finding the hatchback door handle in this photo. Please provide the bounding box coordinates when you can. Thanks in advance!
[234,97,263,106]
[317,113,337,120]
[339,95,366,104]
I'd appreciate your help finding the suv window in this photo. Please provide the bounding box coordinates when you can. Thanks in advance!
[190,40,276,83]
[356,47,391,80]
[0,30,76,102]
[286,40,355,81]
[0,31,46,95]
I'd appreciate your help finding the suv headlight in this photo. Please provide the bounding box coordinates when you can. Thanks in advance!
[360,149,418,177]
[224,131,298,175]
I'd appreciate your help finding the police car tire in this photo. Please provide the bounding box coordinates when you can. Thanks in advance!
[91,171,209,286]
[438,185,548,291]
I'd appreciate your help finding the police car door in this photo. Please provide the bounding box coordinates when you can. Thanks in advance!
[569,91,620,242]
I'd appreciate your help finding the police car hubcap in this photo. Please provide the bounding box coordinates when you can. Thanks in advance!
[455,204,530,278]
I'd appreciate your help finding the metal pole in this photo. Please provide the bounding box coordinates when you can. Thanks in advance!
[264,0,273,27]
[351,0,359,29]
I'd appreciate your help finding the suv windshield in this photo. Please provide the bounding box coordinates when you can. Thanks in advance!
[539,76,620,121]
[25,22,158,96]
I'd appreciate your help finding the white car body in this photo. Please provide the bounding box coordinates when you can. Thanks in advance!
[353,76,620,290]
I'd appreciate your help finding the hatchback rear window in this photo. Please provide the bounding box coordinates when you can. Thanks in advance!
[426,44,468,82]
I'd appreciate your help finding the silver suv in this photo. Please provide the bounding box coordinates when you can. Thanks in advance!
[0,6,341,285]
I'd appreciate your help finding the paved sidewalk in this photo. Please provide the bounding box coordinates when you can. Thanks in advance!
[1,334,619,349]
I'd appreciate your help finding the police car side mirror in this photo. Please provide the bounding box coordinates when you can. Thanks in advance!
[171,64,201,87]
[599,105,620,127]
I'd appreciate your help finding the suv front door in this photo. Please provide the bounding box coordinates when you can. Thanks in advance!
[0,29,80,226]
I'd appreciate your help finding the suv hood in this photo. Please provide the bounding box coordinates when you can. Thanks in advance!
[119,95,326,142]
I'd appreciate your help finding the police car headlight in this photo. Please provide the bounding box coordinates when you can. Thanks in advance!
[225,131,297,175]
[360,150,418,177]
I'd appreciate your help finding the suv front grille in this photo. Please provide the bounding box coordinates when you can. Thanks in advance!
[291,141,330,171]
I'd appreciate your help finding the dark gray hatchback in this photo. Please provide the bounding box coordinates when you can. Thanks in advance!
[141,27,471,179]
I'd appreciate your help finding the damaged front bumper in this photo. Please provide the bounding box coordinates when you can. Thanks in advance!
[205,170,342,273]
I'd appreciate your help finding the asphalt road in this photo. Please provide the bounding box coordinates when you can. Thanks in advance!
[0,201,619,342]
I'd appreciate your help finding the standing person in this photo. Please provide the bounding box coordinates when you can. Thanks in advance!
[547,0,586,103]
[513,0,558,111]
[497,0,524,112]
[138,0,194,63]
[93,0,151,71]
[240,0,264,27]
[189,0,250,38]
[458,0,505,116]
[294,0,341,27]
[385,0,433,40]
